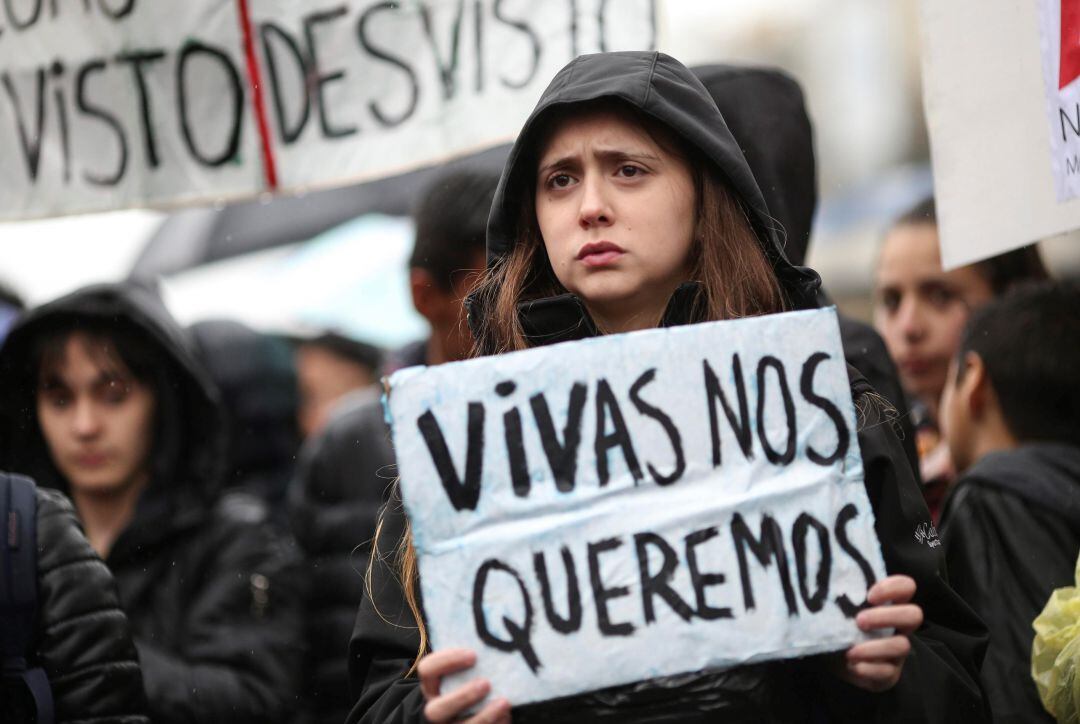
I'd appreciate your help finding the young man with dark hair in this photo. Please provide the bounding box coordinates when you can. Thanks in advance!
[939,281,1080,723]
[294,332,382,439]
[290,168,499,723]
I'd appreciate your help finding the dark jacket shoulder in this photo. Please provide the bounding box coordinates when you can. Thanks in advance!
[34,487,149,724]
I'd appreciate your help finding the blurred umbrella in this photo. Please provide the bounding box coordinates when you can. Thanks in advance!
[130,145,510,281]
[159,214,428,349]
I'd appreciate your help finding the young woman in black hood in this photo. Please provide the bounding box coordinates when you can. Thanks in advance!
[0,282,305,724]
[350,51,989,724]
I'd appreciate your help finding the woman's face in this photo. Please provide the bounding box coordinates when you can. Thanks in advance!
[873,223,993,413]
[534,108,696,333]
[36,332,156,499]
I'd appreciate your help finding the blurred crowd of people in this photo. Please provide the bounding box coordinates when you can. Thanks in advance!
[1,51,1079,724]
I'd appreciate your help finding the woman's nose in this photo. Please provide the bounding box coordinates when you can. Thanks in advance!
[897,297,927,342]
[578,176,613,228]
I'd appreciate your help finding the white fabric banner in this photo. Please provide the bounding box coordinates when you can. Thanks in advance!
[921,0,1080,268]
[387,308,887,708]
[0,0,658,220]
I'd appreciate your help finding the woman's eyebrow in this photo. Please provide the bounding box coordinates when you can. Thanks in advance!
[538,149,660,177]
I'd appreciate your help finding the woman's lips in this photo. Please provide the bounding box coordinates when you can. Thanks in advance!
[75,452,109,467]
[899,357,933,376]
[577,241,625,267]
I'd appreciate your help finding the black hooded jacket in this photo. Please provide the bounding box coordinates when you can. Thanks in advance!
[0,283,305,724]
[940,443,1080,723]
[347,52,987,723]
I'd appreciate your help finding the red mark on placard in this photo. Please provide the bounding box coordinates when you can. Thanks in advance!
[1061,0,1080,89]
[236,0,278,190]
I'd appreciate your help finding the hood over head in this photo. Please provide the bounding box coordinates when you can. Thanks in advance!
[482,51,820,323]
[189,319,299,482]
[0,282,225,507]
[692,64,817,267]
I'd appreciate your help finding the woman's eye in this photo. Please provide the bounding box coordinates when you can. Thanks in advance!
[103,383,129,405]
[926,286,954,308]
[878,289,900,313]
[618,165,642,178]
[549,173,573,189]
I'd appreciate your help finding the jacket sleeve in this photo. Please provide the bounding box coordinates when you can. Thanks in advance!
[290,395,399,722]
[35,488,150,724]
[941,482,1071,723]
[812,374,989,722]
[136,503,306,724]
[346,490,428,724]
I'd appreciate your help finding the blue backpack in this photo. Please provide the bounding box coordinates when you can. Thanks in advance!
[1,472,54,724]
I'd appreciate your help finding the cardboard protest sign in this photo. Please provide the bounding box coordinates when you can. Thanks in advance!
[387,307,887,708]
[0,0,658,220]
[921,0,1080,268]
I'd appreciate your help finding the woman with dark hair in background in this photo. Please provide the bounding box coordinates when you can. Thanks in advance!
[874,198,1049,518]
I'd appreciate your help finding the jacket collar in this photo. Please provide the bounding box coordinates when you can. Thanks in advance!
[516,282,703,348]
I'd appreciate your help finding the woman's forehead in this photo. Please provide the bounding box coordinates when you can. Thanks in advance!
[537,108,664,162]
[39,330,130,381]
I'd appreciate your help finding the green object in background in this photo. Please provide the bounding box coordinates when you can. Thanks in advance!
[1033,553,1080,723]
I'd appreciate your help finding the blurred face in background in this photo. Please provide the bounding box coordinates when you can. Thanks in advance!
[873,222,993,416]
[36,332,156,499]
[296,343,377,438]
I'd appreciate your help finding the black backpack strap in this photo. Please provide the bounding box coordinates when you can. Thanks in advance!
[1,472,54,724]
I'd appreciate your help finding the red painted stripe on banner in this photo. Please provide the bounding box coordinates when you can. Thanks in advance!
[236,0,278,189]
[1062,0,1080,89]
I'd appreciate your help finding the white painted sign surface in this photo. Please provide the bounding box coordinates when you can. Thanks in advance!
[0,0,658,220]
[921,0,1080,268]
[387,308,887,707]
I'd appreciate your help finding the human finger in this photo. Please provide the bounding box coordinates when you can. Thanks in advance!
[846,635,911,663]
[465,697,512,724]
[417,648,477,701]
[856,603,923,634]
[845,660,902,692]
[866,575,916,606]
[423,678,491,723]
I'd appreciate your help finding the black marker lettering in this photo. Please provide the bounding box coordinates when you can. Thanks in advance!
[533,547,582,634]
[115,49,164,168]
[594,379,643,486]
[76,59,128,186]
[51,61,71,184]
[588,537,634,636]
[5,0,42,30]
[834,503,877,618]
[420,0,465,100]
[704,355,753,467]
[176,41,244,167]
[800,352,850,466]
[634,532,693,623]
[792,513,831,613]
[493,0,540,89]
[303,5,357,139]
[503,405,530,497]
[260,22,310,144]
[530,383,586,492]
[472,559,540,672]
[357,2,420,128]
[731,512,798,616]
[629,368,685,486]
[684,527,732,620]
[2,68,47,181]
[756,356,797,465]
[417,404,484,511]
[97,0,134,19]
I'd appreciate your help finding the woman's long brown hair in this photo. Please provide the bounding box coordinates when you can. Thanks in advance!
[367,104,788,671]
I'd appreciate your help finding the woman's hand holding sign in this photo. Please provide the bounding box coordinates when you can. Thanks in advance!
[838,575,923,692]
[419,648,511,723]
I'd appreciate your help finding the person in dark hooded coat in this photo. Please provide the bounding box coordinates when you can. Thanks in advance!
[0,282,305,724]
[189,318,300,527]
[938,281,1080,723]
[347,51,987,723]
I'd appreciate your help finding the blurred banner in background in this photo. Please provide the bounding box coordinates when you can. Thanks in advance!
[921,0,1080,268]
[0,0,657,219]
